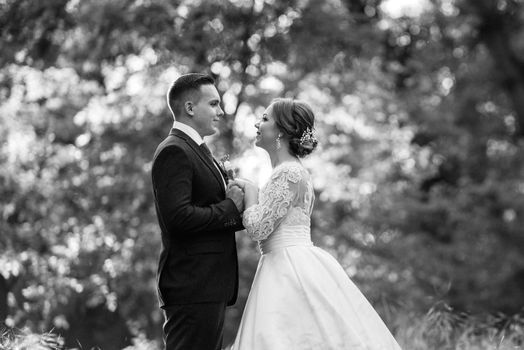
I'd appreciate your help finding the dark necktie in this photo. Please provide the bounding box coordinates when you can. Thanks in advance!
[200,143,228,182]
[199,143,214,162]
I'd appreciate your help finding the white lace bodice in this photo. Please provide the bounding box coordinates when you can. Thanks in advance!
[243,162,315,253]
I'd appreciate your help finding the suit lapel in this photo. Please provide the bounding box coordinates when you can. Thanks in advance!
[170,128,226,193]
[213,158,229,182]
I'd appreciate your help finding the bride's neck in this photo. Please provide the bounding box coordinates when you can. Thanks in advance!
[269,148,299,168]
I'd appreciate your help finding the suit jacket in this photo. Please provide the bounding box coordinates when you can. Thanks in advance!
[151,128,244,307]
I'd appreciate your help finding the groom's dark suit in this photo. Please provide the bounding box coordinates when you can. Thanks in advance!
[151,128,244,350]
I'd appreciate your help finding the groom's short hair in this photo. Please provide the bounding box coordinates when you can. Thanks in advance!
[167,73,215,119]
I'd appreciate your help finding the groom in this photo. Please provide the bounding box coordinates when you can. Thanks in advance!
[151,73,245,350]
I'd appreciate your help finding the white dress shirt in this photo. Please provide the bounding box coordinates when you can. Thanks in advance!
[173,121,227,189]
[173,121,204,146]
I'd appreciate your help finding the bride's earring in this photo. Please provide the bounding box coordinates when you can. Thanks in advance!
[276,134,282,149]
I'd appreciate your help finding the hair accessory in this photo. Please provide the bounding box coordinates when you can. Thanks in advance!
[299,127,317,147]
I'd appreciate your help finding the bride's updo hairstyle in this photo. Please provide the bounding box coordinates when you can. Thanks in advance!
[271,98,318,158]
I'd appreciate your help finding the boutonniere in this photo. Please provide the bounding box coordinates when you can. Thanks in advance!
[220,154,236,181]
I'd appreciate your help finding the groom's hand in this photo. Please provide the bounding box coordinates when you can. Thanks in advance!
[226,184,245,213]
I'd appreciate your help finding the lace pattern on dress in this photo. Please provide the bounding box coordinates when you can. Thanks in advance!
[282,208,309,227]
[243,163,311,241]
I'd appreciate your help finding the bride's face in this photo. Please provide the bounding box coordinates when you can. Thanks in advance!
[255,104,280,151]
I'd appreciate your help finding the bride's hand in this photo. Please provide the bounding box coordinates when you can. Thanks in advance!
[228,178,258,207]
[228,178,247,190]
[228,178,255,191]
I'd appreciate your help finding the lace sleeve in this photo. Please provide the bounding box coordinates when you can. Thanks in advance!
[242,164,304,241]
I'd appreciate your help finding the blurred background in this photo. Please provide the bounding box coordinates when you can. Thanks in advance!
[1,0,524,349]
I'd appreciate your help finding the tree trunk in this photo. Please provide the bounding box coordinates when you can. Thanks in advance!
[0,275,8,326]
[222,3,256,155]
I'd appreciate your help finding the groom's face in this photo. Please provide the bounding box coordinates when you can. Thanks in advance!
[191,84,224,137]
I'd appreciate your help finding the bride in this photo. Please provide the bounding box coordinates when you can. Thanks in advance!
[229,98,402,350]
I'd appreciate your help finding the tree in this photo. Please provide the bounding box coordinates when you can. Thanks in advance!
[1,0,523,348]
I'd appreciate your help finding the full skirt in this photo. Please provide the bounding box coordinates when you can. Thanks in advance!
[231,246,402,350]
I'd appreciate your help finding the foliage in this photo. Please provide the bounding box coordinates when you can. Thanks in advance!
[0,327,64,350]
[1,0,523,348]
[394,302,524,350]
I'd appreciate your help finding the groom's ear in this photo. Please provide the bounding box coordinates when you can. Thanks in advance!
[184,101,194,116]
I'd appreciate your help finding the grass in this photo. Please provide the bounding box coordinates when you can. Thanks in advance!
[2,304,523,349]
[0,327,65,350]
[395,303,524,350]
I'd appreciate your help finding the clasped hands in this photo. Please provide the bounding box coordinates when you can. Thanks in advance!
[225,178,259,213]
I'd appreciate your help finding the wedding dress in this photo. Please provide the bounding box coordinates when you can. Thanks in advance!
[231,162,402,350]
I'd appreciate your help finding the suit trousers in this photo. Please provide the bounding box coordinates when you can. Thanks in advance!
[162,301,227,350]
